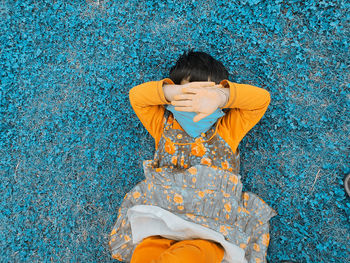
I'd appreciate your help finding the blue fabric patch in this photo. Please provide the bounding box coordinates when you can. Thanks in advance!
[165,105,225,138]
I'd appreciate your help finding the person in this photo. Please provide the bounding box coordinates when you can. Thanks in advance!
[108,50,277,263]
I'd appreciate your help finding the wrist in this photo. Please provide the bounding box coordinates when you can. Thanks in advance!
[163,84,183,103]
[217,88,229,108]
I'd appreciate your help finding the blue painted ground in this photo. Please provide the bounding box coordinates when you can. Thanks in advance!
[1,1,349,262]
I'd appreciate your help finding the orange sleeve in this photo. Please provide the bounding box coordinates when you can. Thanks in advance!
[129,78,174,149]
[217,80,271,154]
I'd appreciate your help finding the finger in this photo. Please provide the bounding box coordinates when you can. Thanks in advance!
[171,100,193,107]
[182,84,219,94]
[181,87,201,94]
[204,84,223,89]
[188,81,216,87]
[193,113,209,122]
[174,106,194,112]
[174,94,195,100]
[182,81,215,92]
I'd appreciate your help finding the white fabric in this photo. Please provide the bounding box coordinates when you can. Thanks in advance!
[127,205,248,263]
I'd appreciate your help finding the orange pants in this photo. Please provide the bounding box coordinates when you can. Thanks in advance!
[130,235,225,263]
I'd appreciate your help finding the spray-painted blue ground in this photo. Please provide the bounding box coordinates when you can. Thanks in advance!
[1,1,349,262]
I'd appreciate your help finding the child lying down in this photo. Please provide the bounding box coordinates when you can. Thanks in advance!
[109,50,277,263]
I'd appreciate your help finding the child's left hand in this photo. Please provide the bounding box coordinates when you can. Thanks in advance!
[171,84,227,122]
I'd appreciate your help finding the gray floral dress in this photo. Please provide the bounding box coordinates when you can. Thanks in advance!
[109,110,277,263]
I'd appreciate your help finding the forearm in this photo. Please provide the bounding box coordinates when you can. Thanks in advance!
[220,80,270,110]
[217,87,230,108]
[165,83,229,108]
[162,83,184,102]
[129,80,183,107]
[129,79,174,107]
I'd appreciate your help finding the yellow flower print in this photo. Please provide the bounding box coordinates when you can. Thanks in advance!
[255,258,262,263]
[223,192,230,198]
[188,167,197,175]
[239,243,247,249]
[200,157,212,166]
[165,140,176,155]
[110,228,116,236]
[192,177,197,183]
[171,156,178,165]
[224,202,232,213]
[124,235,131,242]
[221,160,230,170]
[177,205,184,210]
[198,191,205,198]
[262,233,270,247]
[168,114,174,124]
[195,137,204,143]
[229,175,238,184]
[174,193,183,204]
[253,243,260,252]
[242,207,250,214]
[133,191,141,199]
[180,155,185,167]
[191,141,206,157]
[112,253,123,260]
[156,168,162,172]
[243,193,250,200]
[219,225,228,235]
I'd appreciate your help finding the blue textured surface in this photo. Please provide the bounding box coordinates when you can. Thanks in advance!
[1,1,349,262]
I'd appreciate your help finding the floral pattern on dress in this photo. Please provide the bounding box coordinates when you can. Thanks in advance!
[109,110,277,263]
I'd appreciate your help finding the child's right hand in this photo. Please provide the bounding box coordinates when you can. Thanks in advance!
[163,81,216,103]
[171,82,228,122]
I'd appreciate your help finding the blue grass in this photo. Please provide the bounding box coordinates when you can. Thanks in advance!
[1,1,349,262]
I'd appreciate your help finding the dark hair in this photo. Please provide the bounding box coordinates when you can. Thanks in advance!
[169,50,229,84]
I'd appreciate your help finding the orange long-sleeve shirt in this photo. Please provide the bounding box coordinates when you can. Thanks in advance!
[129,78,270,154]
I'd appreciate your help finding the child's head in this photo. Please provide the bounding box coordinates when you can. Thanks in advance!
[169,50,229,85]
